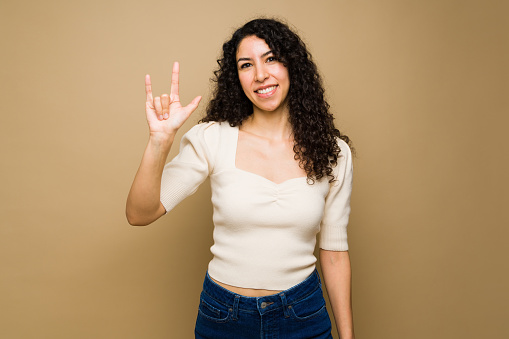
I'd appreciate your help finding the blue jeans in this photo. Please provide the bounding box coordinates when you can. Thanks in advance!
[195,269,333,339]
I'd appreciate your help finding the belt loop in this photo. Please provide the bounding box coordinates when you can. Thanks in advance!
[232,295,240,320]
[279,292,290,318]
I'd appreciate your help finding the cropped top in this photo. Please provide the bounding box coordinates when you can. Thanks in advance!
[160,121,353,290]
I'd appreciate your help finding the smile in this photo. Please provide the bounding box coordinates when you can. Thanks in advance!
[255,85,277,94]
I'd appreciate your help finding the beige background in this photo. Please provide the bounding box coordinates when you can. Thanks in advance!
[1,0,508,338]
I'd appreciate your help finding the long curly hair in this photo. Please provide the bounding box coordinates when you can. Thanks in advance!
[201,18,352,183]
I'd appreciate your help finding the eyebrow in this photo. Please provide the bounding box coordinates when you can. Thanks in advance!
[237,50,273,64]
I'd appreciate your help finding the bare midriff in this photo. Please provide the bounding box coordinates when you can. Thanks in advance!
[210,276,283,297]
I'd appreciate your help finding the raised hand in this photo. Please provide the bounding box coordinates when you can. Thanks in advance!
[145,62,202,138]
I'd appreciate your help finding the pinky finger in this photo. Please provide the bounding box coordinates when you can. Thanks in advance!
[145,74,153,103]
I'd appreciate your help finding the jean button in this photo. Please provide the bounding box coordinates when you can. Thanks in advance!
[260,302,267,309]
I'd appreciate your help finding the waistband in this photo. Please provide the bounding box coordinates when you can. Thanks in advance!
[202,269,322,317]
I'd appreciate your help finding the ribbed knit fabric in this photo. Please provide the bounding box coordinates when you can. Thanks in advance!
[160,121,353,290]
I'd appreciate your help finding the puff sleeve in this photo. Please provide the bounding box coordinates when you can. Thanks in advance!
[159,122,219,213]
[319,139,353,251]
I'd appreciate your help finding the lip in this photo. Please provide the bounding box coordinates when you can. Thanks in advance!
[254,84,278,98]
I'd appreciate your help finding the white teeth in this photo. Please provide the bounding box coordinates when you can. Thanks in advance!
[256,86,276,94]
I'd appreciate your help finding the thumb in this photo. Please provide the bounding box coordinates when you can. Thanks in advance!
[183,96,202,116]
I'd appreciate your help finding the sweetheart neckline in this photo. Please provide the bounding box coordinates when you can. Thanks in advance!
[232,126,308,186]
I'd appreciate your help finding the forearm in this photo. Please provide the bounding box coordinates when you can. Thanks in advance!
[320,249,355,339]
[126,134,174,225]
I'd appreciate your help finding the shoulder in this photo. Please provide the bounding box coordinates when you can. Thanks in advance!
[184,120,219,137]
[184,121,234,141]
[181,121,220,148]
[336,138,352,160]
[329,137,353,184]
[179,121,236,169]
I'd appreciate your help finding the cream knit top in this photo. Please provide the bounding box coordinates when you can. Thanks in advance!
[160,121,353,290]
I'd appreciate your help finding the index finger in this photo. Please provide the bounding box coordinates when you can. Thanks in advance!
[145,74,153,102]
[170,62,179,99]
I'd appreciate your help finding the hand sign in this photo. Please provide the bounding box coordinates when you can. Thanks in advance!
[145,62,202,137]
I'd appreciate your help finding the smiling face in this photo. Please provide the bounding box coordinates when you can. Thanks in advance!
[236,36,290,115]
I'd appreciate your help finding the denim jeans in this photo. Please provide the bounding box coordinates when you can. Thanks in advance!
[195,269,333,339]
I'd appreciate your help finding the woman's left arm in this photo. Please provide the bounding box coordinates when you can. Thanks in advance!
[320,249,355,339]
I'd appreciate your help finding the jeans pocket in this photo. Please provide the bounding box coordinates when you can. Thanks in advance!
[288,286,327,321]
[198,292,231,323]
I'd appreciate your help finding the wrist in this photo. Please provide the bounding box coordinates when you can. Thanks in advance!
[148,133,174,154]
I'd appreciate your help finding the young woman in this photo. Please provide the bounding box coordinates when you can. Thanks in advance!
[126,18,355,339]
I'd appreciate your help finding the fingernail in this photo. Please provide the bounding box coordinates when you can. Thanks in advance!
[164,113,169,119]
[159,115,163,120]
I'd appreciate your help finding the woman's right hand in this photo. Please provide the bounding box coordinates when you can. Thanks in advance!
[145,62,202,140]
[127,62,199,226]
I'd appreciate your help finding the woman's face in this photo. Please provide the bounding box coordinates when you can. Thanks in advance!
[236,36,290,115]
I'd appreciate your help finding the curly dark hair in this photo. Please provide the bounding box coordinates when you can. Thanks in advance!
[200,18,352,183]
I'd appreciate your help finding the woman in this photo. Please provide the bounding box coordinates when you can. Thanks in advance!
[127,18,355,339]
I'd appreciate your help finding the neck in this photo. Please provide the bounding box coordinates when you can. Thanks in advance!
[244,105,293,140]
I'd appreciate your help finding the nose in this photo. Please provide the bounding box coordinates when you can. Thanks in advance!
[255,64,269,82]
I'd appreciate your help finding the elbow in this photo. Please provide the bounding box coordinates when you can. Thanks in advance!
[125,210,152,226]
[319,249,350,266]
[125,201,165,226]
[126,214,144,226]
[127,217,149,227]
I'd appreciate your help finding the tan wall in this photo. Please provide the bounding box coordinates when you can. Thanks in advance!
[1,0,507,338]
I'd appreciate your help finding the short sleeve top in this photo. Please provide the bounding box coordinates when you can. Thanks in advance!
[160,121,353,290]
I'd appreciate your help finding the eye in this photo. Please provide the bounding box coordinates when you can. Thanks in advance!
[266,56,277,63]
[239,62,252,69]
